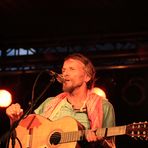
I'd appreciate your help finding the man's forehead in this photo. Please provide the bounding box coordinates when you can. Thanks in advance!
[63,58,85,67]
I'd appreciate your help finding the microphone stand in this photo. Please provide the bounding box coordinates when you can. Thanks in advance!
[1,76,56,148]
[11,130,16,148]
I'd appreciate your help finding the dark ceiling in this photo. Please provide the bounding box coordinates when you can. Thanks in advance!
[0,0,148,47]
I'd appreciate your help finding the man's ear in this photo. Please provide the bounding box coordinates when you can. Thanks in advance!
[85,74,91,83]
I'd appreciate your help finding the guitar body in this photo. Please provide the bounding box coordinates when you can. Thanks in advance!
[9,114,83,148]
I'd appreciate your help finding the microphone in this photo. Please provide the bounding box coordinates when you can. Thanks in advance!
[48,70,65,83]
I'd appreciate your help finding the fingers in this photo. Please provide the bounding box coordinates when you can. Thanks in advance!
[6,103,23,121]
[85,130,97,142]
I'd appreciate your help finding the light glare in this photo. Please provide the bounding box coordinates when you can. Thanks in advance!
[0,90,12,107]
[92,87,106,98]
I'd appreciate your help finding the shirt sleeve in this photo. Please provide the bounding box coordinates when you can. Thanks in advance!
[34,97,54,115]
[102,99,116,128]
[101,99,116,148]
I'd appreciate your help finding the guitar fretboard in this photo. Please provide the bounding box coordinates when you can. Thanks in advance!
[60,125,126,143]
[96,126,126,137]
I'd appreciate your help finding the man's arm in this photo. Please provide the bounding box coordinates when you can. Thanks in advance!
[101,99,116,148]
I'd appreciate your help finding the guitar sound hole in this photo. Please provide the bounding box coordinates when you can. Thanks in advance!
[50,132,61,145]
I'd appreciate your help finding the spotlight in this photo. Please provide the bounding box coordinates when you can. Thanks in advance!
[92,87,106,98]
[0,90,12,107]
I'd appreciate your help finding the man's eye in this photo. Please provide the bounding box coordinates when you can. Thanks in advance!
[62,69,65,73]
[70,67,75,70]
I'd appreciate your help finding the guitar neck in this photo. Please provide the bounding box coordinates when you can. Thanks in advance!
[96,125,126,137]
[60,125,126,143]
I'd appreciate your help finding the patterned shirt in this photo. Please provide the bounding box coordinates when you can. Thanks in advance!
[34,97,115,129]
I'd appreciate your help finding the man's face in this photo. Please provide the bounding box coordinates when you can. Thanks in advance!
[62,59,90,92]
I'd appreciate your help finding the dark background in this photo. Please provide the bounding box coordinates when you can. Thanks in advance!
[0,0,148,47]
[0,1,148,147]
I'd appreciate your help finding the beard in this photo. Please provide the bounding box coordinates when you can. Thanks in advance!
[62,81,83,93]
[62,85,74,93]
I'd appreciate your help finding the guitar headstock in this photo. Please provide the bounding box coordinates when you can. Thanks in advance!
[126,121,148,140]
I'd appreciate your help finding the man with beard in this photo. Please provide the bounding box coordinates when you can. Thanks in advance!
[6,53,116,147]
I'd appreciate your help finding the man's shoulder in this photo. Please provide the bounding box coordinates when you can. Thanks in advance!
[102,99,113,107]
[102,98,115,114]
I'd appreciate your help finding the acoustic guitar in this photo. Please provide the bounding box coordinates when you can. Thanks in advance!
[9,114,148,148]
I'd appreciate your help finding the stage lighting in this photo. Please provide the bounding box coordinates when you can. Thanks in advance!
[92,87,106,98]
[0,90,12,107]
